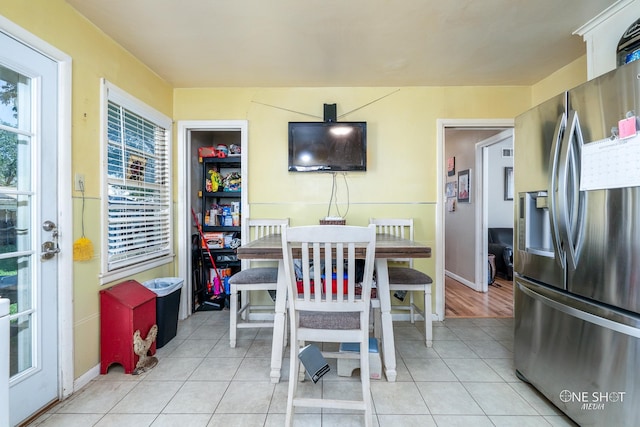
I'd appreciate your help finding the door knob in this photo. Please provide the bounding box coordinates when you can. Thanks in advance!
[42,220,57,232]
[42,220,60,259]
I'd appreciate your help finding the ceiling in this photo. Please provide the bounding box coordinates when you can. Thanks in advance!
[65,0,619,88]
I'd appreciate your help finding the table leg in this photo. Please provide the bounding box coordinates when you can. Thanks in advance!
[375,259,397,382]
[270,260,287,383]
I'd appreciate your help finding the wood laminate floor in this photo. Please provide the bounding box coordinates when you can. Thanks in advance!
[445,275,513,318]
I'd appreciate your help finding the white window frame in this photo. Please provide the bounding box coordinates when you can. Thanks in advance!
[99,79,173,283]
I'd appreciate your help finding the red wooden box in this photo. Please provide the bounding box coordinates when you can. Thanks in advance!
[100,280,156,374]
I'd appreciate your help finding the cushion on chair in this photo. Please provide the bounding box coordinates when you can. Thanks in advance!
[228,267,278,284]
[387,267,433,285]
[299,311,361,330]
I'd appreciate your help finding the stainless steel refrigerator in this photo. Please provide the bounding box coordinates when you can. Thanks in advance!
[514,60,640,426]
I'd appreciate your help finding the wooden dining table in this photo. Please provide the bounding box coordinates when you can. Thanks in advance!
[236,232,431,383]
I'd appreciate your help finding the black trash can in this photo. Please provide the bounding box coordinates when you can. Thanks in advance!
[142,277,183,348]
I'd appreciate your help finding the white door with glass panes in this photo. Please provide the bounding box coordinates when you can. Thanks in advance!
[0,32,59,426]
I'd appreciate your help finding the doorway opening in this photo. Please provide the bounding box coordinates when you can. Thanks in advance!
[436,119,513,320]
[177,121,248,320]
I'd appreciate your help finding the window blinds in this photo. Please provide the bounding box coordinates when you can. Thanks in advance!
[106,100,171,271]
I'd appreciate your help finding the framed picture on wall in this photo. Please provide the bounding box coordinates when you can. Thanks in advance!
[447,156,456,176]
[504,167,514,200]
[457,169,470,203]
[445,181,457,198]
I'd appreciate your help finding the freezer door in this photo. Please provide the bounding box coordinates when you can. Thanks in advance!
[514,277,640,427]
[514,92,566,289]
[567,60,640,315]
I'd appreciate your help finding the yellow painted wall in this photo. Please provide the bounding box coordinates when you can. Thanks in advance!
[532,55,589,106]
[1,0,173,377]
[175,87,530,214]
[174,86,532,308]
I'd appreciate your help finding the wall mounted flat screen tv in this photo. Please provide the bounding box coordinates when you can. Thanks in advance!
[288,121,367,172]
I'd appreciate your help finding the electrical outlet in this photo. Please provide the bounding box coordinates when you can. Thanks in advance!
[74,173,85,192]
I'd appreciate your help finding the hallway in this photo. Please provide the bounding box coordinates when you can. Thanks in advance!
[445,276,513,318]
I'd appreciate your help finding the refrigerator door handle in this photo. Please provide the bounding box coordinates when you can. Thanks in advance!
[517,281,640,338]
[548,113,566,269]
[556,110,584,271]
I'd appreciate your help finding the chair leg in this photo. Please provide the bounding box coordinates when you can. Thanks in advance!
[372,306,381,339]
[360,338,373,427]
[409,291,416,323]
[240,289,250,320]
[425,285,433,347]
[297,340,306,382]
[283,308,289,348]
[285,335,299,427]
[229,284,238,348]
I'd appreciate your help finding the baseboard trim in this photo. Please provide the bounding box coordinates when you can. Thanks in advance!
[445,270,481,292]
[73,364,100,393]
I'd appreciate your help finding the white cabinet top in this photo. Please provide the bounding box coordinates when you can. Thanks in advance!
[574,0,640,79]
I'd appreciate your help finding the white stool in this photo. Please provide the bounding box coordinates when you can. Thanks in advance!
[337,337,382,380]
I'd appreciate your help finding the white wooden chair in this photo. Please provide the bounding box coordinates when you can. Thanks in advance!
[281,225,376,427]
[370,218,433,347]
[228,218,289,348]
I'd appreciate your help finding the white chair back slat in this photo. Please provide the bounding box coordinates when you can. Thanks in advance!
[244,218,289,268]
[282,224,376,312]
[370,218,414,266]
[249,220,288,242]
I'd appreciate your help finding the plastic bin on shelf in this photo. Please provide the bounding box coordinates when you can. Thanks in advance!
[142,277,184,348]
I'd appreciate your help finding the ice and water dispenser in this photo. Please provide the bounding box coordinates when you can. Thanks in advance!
[518,191,553,257]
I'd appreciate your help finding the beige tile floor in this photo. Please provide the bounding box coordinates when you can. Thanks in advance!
[28,312,577,427]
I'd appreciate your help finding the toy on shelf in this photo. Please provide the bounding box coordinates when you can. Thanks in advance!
[222,172,241,192]
[206,169,223,192]
[216,144,229,157]
[198,146,217,159]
